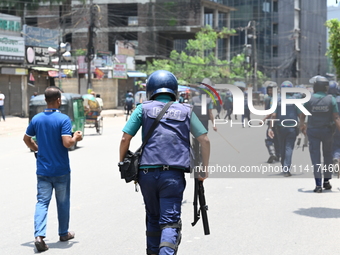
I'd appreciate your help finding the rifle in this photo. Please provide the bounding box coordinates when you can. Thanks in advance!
[191,178,210,235]
[302,133,308,151]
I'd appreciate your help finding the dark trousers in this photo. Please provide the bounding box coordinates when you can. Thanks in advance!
[224,107,233,120]
[0,105,5,120]
[139,169,186,255]
[277,126,298,172]
[307,127,333,186]
[265,125,281,158]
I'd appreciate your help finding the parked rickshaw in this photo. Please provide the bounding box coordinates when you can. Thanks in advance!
[29,93,85,150]
[82,94,103,135]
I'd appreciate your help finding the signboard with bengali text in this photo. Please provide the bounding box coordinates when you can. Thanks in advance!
[23,25,58,48]
[113,63,127,79]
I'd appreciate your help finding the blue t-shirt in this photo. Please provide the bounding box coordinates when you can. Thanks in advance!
[26,109,72,177]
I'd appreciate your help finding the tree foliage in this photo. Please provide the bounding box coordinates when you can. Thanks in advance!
[139,25,266,87]
[325,19,340,77]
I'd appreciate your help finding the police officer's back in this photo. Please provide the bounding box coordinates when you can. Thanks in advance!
[300,76,340,192]
[119,70,210,255]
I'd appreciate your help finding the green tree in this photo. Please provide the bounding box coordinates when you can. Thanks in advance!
[139,25,266,86]
[325,19,340,77]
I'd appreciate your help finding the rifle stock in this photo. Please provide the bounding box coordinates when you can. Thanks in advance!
[191,178,210,235]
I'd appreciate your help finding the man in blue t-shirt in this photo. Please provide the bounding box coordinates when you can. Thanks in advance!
[23,86,83,252]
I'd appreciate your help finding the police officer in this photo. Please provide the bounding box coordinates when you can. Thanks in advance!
[300,76,340,192]
[269,81,300,177]
[223,91,233,120]
[192,87,217,132]
[242,90,251,128]
[328,81,340,174]
[119,70,210,255]
[263,82,281,163]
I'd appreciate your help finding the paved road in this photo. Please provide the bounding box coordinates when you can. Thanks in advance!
[1,110,340,255]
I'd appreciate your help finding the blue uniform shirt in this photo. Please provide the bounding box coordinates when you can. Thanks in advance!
[26,109,72,177]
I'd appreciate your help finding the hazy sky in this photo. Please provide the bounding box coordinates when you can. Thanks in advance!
[328,0,339,6]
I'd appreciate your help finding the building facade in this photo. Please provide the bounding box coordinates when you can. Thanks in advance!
[225,0,327,85]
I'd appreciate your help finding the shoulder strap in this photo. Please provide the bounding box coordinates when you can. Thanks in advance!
[139,101,174,151]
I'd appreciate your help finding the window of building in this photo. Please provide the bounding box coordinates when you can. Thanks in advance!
[273,46,278,57]
[128,17,138,26]
[273,0,278,12]
[273,23,278,35]
[25,17,38,26]
[108,4,137,27]
[204,13,213,26]
[263,2,270,12]
[218,13,227,29]
[174,39,188,53]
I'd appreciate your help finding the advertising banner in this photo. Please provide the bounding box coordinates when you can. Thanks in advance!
[0,35,25,63]
[113,63,127,79]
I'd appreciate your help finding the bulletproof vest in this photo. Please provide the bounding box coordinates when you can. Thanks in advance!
[307,94,333,128]
[276,98,298,126]
[192,95,211,121]
[140,100,191,169]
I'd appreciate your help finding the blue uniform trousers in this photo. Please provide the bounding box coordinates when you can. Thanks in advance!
[277,126,297,172]
[139,169,186,255]
[307,127,333,186]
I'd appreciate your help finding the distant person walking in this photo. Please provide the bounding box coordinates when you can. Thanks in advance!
[23,86,83,252]
[125,92,134,121]
[96,94,104,111]
[31,92,38,99]
[0,90,5,121]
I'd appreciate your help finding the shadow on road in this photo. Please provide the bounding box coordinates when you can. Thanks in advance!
[21,239,79,253]
[293,207,340,218]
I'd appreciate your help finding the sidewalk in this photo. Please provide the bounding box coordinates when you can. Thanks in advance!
[0,108,126,136]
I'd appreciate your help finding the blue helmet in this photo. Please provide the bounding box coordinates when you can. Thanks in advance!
[146,70,178,100]
[281,81,293,88]
[328,81,338,95]
[312,76,329,93]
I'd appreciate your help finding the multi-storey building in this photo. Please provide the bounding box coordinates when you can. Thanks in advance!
[2,0,327,91]
[22,0,235,64]
[225,0,328,85]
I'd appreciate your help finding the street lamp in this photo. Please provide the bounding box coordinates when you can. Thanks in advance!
[49,42,71,89]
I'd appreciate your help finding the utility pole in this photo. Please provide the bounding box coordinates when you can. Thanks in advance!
[57,17,64,90]
[252,21,257,92]
[87,1,95,90]
[318,42,321,75]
